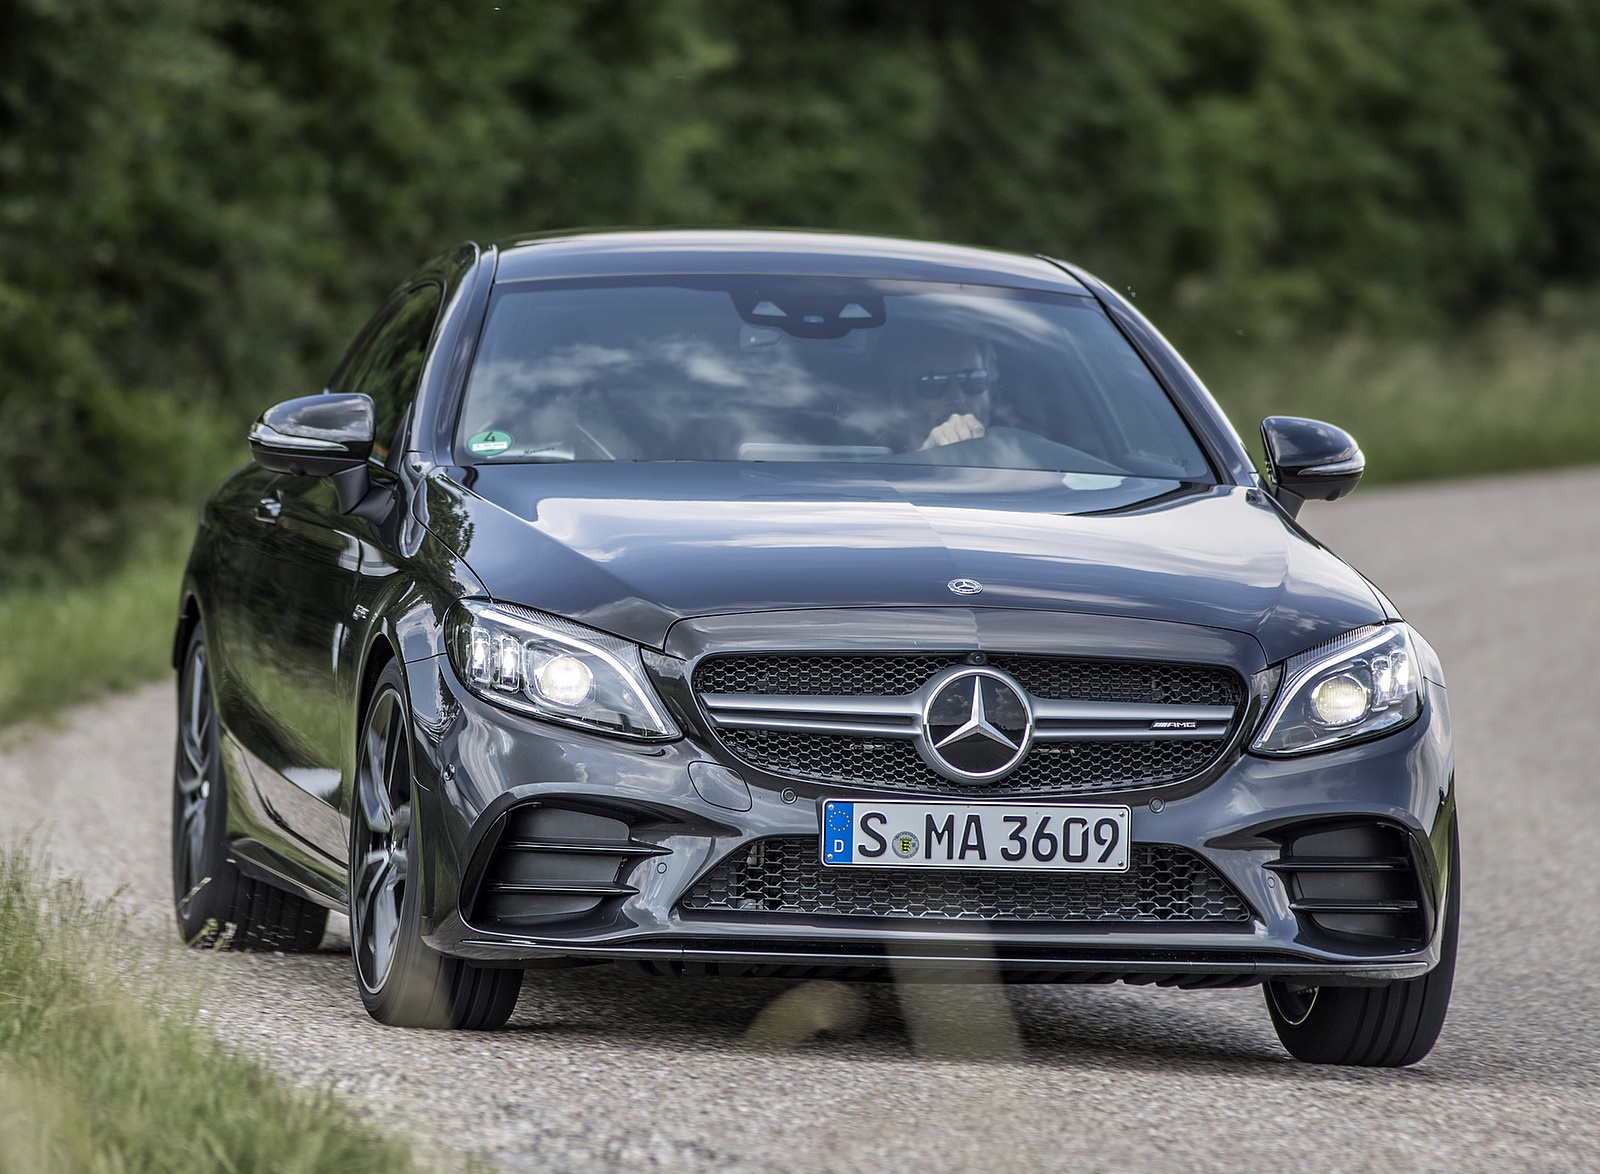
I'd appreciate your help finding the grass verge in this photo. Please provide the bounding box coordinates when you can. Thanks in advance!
[1197,302,1600,483]
[0,841,419,1174]
[0,507,194,728]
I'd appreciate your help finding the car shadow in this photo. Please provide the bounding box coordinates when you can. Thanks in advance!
[491,963,1564,1089]
[503,965,1286,1071]
[300,921,1559,1087]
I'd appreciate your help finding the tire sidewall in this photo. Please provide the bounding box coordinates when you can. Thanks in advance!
[349,660,451,1026]
[172,625,232,940]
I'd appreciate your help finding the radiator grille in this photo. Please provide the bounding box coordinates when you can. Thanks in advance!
[695,653,1241,704]
[681,839,1251,924]
[717,728,1223,796]
[694,653,1244,795]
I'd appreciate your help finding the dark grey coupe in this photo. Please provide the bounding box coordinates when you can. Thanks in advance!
[172,230,1457,1065]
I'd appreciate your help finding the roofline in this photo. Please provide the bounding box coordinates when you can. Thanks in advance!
[482,227,1091,295]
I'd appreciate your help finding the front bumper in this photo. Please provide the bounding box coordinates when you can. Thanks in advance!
[401,648,1455,987]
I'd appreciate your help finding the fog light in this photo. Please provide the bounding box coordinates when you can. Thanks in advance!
[1309,673,1370,726]
[533,654,594,707]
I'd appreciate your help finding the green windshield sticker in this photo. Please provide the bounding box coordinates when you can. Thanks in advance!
[467,430,513,456]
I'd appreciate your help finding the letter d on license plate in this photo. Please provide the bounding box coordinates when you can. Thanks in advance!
[821,799,1130,872]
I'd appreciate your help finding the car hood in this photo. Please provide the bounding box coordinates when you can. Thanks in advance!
[427,462,1388,664]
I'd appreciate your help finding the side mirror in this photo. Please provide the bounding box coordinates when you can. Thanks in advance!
[1260,416,1364,520]
[249,393,375,478]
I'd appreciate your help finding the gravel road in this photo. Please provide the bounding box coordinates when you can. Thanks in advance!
[4,466,1599,1172]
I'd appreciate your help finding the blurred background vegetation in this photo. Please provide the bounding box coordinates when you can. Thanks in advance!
[4,0,1600,593]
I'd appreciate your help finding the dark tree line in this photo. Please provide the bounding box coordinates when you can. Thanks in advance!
[3,0,1599,574]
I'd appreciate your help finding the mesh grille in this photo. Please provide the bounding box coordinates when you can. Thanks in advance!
[717,729,1222,796]
[681,839,1251,923]
[989,656,1240,705]
[695,653,1242,705]
[696,654,966,697]
[694,653,1243,796]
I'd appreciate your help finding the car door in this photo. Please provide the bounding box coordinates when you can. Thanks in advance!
[233,283,445,878]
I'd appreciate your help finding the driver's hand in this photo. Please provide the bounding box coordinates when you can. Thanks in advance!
[919,413,986,450]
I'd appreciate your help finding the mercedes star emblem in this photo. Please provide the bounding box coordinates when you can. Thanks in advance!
[916,666,1034,782]
[947,578,983,596]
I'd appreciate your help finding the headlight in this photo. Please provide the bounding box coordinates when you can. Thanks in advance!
[1251,623,1421,755]
[446,601,679,739]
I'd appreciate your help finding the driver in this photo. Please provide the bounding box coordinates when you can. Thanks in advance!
[890,330,997,451]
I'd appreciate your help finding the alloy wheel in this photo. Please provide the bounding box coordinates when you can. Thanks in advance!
[352,686,413,994]
[174,641,215,904]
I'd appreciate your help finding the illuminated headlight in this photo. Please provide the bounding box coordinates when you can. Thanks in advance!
[532,653,595,707]
[1252,623,1421,755]
[1309,674,1369,726]
[447,601,679,739]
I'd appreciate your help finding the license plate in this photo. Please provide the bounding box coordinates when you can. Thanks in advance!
[820,799,1130,872]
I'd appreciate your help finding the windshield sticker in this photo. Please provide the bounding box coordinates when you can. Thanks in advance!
[467,430,513,456]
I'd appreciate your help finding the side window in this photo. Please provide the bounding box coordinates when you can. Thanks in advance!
[336,284,444,464]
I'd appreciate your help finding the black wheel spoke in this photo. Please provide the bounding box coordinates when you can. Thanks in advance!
[363,706,390,792]
[382,709,406,806]
[359,726,396,835]
[358,848,404,987]
[180,657,210,775]
[184,804,207,879]
[390,798,412,842]
[180,744,204,782]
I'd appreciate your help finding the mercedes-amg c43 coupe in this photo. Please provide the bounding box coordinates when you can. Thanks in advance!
[172,230,1457,1065]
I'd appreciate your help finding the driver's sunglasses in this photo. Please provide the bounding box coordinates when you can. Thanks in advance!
[912,368,992,399]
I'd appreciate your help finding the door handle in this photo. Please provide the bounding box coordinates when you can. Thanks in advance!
[255,495,282,524]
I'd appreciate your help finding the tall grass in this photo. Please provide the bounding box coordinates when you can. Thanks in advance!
[1197,302,1600,483]
[0,507,194,727]
[0,842,419,1173]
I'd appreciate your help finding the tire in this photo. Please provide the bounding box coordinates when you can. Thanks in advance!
[172,625,328,951]
[348,660,522,1029]
[1264,822,1460,1067]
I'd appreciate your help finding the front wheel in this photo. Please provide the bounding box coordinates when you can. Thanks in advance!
[349,660,522,1029]
[1264,822,1459,1066]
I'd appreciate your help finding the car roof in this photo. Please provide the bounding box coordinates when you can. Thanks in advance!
[488,228,1091,295]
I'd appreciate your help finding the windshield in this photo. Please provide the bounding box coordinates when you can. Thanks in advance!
[457,277,1214,480]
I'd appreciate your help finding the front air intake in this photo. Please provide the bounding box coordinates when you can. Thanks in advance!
[681,838,1252,925]
[1266,821,1428,947]
[466,804,664,930]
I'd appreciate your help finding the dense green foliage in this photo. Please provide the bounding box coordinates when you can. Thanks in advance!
[4,0,1600,579]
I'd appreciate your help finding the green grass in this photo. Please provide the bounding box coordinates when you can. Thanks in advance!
[0,507,194,728]
[0,841,419,1174]
[1197,302,1600,483]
